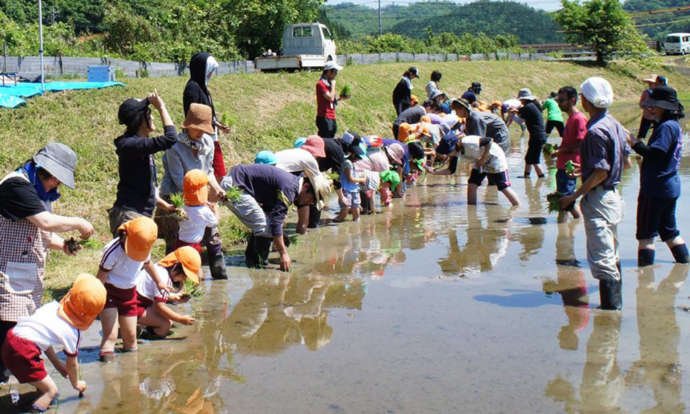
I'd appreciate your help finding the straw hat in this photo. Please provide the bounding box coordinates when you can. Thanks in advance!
[117,217,158,261]
[643,74,659,84]
[159,246,202,284]
[305,171,333,211]
[182,103,215,135]
[58,274,107,331]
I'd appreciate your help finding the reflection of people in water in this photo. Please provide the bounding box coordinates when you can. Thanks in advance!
[545,312,623,413]
[544,221,590,350]
[224,274,365,355]
[542,268,590,351]
[517,178,546,261]
[626,265,687,413]
[438,206,510,275]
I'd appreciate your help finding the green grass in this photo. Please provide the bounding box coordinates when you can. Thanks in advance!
[2,59,689,300]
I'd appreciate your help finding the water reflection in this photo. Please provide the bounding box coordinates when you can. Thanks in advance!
[626,265,688,413]
[545,312,623,413]
[515,178,546,261]
[438,206,511,276]
[545,265,688,413]
[223,273,365,355]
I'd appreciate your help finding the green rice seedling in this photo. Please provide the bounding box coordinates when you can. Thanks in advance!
[546,192,562,213]
[340,84,352,98]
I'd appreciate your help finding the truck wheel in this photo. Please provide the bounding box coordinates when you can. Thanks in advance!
[327,55,333,62]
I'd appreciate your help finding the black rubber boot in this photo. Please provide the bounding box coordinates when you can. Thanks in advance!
[638,249,655,267]
[599,278,622,311]
[208,251,228,280]
[245,235,260,268]
[308,205,321,229]
[255,237,273,267]
[671,244,690,263]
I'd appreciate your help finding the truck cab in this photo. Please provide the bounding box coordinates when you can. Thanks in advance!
[255,23,337,71]
[664,33,690,55]
[282,23,337,62]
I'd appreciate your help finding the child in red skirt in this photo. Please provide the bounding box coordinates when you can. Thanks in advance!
[2,274,106,412]
[136,246,200,338]
[97,217,164,361]
[177,169,218,254]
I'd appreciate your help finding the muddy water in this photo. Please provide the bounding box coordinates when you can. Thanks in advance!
[3,106,690,413]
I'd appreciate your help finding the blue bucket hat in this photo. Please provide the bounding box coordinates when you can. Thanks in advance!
[254,150,277,165]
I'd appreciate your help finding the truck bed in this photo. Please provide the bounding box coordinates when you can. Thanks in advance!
[255,55,332,71]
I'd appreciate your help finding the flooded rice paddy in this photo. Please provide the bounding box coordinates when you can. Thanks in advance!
[2,105,690,413]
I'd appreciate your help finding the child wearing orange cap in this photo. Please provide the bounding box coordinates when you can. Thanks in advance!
[136,246,200,338]
[1,274,105,412]
[177,169,218,254]
[97,216,165,360]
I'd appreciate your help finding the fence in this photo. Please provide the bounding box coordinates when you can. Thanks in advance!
[2,50,593,79]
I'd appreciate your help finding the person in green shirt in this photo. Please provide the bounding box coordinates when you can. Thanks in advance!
[543,91,564,137]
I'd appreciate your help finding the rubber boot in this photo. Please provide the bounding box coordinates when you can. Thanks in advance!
[254,236,273,267]
[245,235,260,268]
[308,205,321,229]
[599,278,622,311]
[671,244,690,264]
[638,249,655,267]
[208,251,228,280]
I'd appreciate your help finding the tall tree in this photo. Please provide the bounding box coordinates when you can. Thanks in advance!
[556,0,648,65]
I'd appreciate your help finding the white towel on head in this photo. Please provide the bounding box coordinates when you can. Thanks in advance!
[580,77,614,109]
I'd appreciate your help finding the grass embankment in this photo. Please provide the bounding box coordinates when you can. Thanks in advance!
[1,60,688,300]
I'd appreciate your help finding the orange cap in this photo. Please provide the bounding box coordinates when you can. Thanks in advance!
[398,123,411,142]
[59,274,106,331]
[410,95,418,106]
[421,115,431,123]
[183,169,209,207]
[117,217,157,261]
[158,246,202,284]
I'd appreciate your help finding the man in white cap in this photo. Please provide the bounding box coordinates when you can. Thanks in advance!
[316,61,346,138]
[559,77,629,310]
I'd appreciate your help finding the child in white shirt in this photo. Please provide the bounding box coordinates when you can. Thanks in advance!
[177,169,218,254]
[2,274,105,412]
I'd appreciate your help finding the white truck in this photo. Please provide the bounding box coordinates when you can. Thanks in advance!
[664,33,690,55]
[255,23,337,71]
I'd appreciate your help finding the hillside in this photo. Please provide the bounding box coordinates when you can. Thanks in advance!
[624,0,690,40]
[1,59,688,298]
[323,2,460,38]
[390,1,562,44]
[324,1,561,44]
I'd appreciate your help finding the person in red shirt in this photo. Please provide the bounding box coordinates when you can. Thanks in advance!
[316,61,345,138]
[553,86,586,222]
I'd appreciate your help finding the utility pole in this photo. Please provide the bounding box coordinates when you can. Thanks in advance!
[378,0,382,36]
[38,0,45,92]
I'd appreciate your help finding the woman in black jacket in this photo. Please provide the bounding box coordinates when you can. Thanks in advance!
[183,52,230,183]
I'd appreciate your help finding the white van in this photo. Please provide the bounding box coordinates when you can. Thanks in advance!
[664,33,690,55]
[256,23,337,71]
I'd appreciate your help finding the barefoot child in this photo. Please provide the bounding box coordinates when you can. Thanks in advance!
[98,217,164,361]
[177,169,218,254]
[1,274,106,412]
[429,133,520,206]
[335,143,367,222]
[136,246,200,338]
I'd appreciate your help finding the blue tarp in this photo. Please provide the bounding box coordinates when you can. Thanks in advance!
[0,81,125,109]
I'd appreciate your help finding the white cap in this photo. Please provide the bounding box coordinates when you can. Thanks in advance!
[324,61,343,71]
[580,77,614,109]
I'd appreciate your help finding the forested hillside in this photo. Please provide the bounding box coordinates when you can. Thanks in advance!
[391,2,562,44]
[0,0,324,60]
[623,0,690,40]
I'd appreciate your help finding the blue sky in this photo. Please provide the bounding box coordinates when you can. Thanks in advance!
[324,0,564,12]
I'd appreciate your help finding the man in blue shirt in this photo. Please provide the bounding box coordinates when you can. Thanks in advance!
[559,77,629,310]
